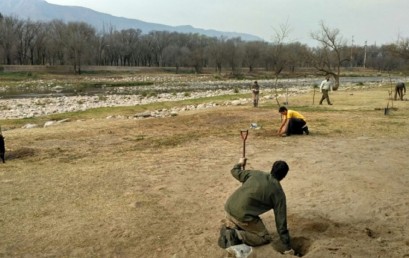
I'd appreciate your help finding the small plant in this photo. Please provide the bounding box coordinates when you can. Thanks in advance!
[233,87,240,93]
[184,92,191,97]
[135,135,145,141]
[98,95,108,101]
[147,91,158,98]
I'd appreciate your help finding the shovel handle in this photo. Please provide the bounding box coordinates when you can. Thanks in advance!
[240,129,248,142]
[240,130,248,169]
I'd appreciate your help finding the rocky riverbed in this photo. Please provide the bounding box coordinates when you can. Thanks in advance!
[0,88,286,120]
[0,76,392,122]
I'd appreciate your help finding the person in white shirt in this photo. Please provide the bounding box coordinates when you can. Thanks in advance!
[319,76,333,105]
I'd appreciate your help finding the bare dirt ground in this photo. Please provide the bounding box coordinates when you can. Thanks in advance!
[1,85,409,258]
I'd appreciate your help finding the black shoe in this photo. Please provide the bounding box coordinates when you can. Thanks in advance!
[303,126,309,135]
[218,226,242,248]
[225,228,242,247]
[218,225,230,248]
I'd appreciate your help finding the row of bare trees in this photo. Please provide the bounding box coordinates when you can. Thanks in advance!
[1,13,408,77]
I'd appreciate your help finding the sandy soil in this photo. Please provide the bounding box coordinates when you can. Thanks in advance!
[1,86,409,258]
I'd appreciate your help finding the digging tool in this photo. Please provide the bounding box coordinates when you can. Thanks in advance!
[240,129,248,169]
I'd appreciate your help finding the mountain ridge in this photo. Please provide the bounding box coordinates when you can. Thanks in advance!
[0,0,263,41]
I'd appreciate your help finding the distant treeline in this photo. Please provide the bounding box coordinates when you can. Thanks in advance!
[0,13,408,75]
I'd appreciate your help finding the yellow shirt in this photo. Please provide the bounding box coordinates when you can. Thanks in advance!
[286,110,305,120]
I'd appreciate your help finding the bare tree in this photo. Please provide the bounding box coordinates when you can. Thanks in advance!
[16,19,41,65]
[115,28,141,66]
[0,16,22,64]
[186,34,210,73]
[223,37,245,75]
[162,44,190,72]
[147,31,172,67]
[268,20,293,106]
[393,38,409,60]
[65,22,96,73]
[310,21,349,90]
[377,44,402,71]
[243,41,264,72]
[207,37,225,73]
[270,20,292,76]
[386,37,409,72]
[48,20,70,65]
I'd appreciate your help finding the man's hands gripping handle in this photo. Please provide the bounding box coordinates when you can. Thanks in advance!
[238,157,247,170]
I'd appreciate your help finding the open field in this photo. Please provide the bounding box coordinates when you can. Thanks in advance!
[1,76,409,257]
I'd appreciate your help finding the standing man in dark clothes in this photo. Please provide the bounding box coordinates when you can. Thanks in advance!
[251,81,260,107]
[218,158,295,255]
[394,82,406,100]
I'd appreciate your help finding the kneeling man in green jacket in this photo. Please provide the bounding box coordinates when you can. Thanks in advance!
[218,158,294,255]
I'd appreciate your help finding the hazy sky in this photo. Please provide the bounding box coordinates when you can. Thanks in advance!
[45,0,409,46]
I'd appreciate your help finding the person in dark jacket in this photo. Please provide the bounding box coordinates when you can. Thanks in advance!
[251,81,260,107]
[218,158,294,255]
[394,82,406,100]
[0,133,5,163]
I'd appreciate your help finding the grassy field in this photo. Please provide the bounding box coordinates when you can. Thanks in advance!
[1,73,409,257]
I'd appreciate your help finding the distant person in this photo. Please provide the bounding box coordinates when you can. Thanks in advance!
[319,76,333,105]
[0,133,5,163]
[251,81,260,107]
[394,82,406,100]
[218,158,295,255]
[277,106,309,136]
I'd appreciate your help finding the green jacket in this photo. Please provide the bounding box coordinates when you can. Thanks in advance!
[225,163,290,247]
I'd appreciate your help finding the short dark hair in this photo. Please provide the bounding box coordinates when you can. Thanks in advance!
[271,160,289,181]
[278,106,287,113]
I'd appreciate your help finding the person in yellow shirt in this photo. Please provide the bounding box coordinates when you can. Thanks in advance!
[277,106,309,136]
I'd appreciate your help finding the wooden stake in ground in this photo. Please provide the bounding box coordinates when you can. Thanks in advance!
[312,83,318,105]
